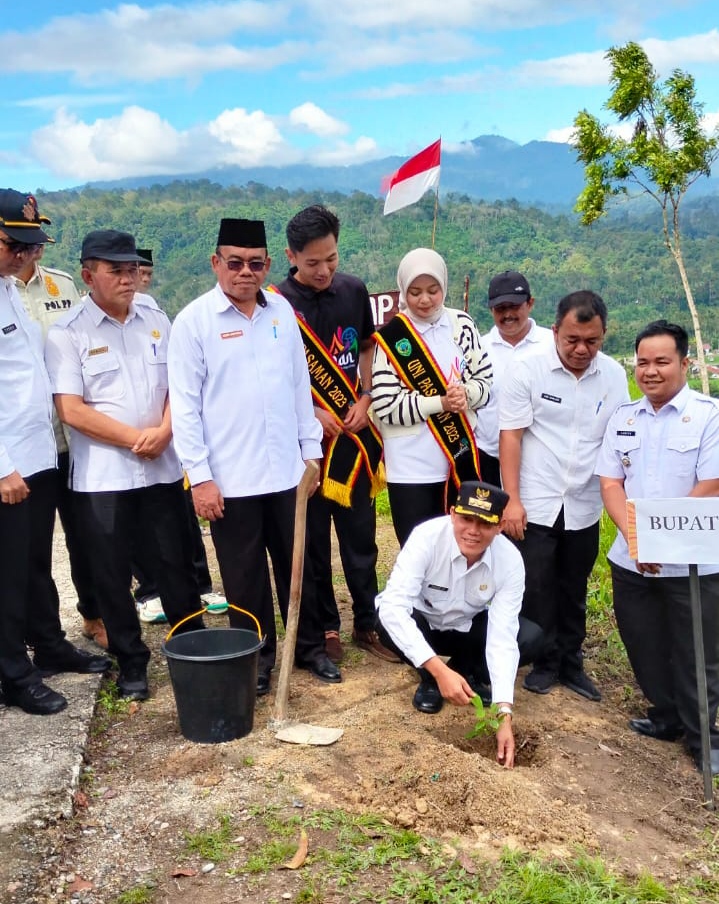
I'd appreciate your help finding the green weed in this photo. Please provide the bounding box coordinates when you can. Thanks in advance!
[183,812,237,862]
[111,884,155,904]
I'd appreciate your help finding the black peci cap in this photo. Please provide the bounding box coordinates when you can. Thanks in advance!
[453,481,509,524]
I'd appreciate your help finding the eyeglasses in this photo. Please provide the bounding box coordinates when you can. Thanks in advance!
[0,236,42,255]
[216,253,266,273]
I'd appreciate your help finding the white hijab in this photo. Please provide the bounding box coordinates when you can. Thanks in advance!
[396,248,448,325]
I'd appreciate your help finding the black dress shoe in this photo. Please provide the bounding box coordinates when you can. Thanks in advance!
[116,668,149,701]
[3,682,68,715]
[34,645,112,677]
[629,717,685,742]
[464,675,492,706]
[256,669,271,697]
[412,677,443,714]
[297,653,342,683]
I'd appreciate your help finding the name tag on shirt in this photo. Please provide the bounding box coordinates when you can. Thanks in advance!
[427,584,448,592]
[221,330,244,339]
[540,392,562,404]
[2,323,17,335]
[88,345,109,356]
[616,430,636,436]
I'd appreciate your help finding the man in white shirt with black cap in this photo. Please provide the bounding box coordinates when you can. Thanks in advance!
[168,217,340,697]
[475,270,554,487]
[45,229,204,701]
[375,480,543,769]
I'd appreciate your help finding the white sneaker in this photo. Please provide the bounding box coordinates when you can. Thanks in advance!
[137,596,168,624]
[201,591,228,613]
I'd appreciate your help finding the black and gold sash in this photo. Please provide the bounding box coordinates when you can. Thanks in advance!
[295,315,385,507]
[374,313,481,488]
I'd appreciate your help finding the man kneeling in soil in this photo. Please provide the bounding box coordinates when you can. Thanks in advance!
[376,481,542,768]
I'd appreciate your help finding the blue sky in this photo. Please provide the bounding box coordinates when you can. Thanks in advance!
[2,0,719,192]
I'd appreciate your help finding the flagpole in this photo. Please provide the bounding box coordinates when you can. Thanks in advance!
[431,139,441,249]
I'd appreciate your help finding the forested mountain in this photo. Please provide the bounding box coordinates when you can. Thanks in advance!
[37,180,719,357]
[84,134,719,210]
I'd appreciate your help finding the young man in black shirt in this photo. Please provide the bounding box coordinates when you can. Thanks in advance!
[277,205,398,664]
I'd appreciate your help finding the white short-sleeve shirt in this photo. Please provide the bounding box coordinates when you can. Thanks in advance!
[596,385,719,576]
[499,344,629,529]
[45,295,182,492]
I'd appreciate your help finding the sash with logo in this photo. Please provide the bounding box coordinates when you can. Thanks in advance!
[374,313,481,488]
[294,315,385,507]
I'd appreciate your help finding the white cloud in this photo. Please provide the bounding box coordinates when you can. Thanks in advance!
[0,3,304,83]
[15,94,128,111]
[515,51,611,88]
[27,103,381,180]
[288,103,349,138]
[30,107,186,179]
[207,108,294,166]
[543,126,576,144]
[309,136,379,165]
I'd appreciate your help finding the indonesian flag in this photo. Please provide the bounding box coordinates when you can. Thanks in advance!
[382,139,441,215]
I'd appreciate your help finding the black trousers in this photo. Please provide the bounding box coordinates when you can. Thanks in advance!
[387,481,446,547]
[209,489,324,674]
[0,468,69,690]
[73,481,204,672]
[513,508,599,674]
[132,485,212,602]
[377,608,544,685]
[56,451,102,620]
[612,563,719,754]
[308,469,378,633]
[478,449,501,488]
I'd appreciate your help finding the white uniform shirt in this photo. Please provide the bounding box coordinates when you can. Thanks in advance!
[44,295,182,492]
[499,344,629,529]
[0,277,56,479]
[167,285,322,496]
[375,516,524,703]
[596,385,719,577]
[475,319,554,458]
[13,264,83,454]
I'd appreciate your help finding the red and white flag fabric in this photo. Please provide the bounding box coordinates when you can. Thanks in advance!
[382,139,441,215]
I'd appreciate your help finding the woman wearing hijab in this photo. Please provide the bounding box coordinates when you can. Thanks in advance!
[372,248,492,545]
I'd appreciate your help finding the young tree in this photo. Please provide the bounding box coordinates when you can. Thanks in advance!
[573,41,719,393]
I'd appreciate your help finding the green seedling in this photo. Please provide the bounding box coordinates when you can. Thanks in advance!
[466,696,502,739]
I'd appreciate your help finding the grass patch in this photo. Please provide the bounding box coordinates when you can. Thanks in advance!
[235,806,717,903]
[91,679,132,735]
[111,884,156,904]
[183,812,238,862]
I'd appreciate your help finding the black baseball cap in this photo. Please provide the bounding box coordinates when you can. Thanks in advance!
[488,270,531,308]
[80,230,147,263]
[453,481,509,524]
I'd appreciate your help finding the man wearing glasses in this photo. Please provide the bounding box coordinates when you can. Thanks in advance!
[168,218,340,696]
[0,190,110,716]
[45,230,204,701]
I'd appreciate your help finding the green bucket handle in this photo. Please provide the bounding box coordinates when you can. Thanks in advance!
[165,604,264,643]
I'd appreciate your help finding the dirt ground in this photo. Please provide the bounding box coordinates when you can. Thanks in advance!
[3,519,719,904]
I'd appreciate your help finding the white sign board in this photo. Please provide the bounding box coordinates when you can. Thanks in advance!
[627,497,719,565]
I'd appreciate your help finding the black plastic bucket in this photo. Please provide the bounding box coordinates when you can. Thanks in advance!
[162,627,265,744]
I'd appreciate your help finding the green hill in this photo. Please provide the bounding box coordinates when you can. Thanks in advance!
[37,181,719,358]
